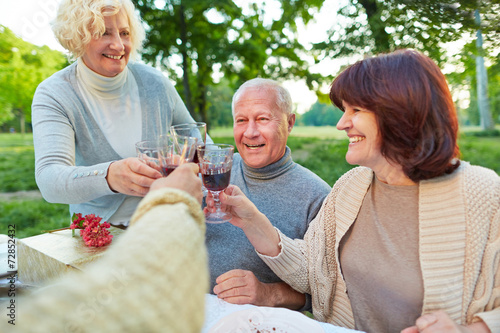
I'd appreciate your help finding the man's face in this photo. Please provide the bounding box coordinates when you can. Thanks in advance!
[233,88,295,168]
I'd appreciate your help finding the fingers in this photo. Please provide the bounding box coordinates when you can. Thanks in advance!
[150,163,203,203]
[402,311,464,333]
[401,327,419,333]
[415,314,438,331]
[213,269,256,302]
[131,158,163,179]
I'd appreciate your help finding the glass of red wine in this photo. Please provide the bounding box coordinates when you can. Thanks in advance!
[197,144,234,223]
[170,122,209,197]
[170,122,207,164]
[158,134,198,177]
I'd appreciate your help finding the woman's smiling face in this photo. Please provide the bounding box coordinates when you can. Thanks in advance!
[82,9,131,77]
[336,101,385,170]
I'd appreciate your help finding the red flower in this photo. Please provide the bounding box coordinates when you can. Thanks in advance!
[71,213,113,247]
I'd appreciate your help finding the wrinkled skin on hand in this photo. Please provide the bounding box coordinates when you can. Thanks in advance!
[106,157,162,197]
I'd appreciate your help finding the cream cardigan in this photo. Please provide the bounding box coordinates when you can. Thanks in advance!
[6,188,208,333]
[261,162,500,331]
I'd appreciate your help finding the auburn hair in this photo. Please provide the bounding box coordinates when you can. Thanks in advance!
[330,49,460,182]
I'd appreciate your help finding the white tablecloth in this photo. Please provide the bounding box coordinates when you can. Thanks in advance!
[202,294,364,333]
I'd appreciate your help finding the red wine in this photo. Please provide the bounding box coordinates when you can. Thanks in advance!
[162,165,177,176]
[202,170,231,191]
[193,144,205,164]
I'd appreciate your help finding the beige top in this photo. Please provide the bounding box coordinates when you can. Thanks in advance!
[340,176,422,332]
[260,162,500,332]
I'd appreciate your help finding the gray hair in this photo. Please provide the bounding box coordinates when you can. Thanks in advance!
[232,78,293,117]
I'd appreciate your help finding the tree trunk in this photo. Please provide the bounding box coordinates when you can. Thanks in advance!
[179,3,194,115]
[358,0,391,53]
[474,9,494,130]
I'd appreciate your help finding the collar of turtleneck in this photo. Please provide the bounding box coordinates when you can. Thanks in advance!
[76,58,129,99]
[241,146,294,180]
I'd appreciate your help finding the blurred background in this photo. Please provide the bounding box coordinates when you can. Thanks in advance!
[1,0,499,237]
[1,0,499,131]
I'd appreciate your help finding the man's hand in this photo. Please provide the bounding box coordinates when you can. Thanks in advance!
[150,163,203,204]
[106,157,162,196]
[401,310,490,333]
[213,269,306,310]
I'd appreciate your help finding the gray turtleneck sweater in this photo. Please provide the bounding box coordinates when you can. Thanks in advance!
[206,147,331,290]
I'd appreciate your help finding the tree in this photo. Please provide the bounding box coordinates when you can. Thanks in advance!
[132,0,326,126]
[0,26,68,132]
[300,101,343,126]
[313,0,499,127]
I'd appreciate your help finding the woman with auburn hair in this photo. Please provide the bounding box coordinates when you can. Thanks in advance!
[32,0,198,226]
[213,49,500,332]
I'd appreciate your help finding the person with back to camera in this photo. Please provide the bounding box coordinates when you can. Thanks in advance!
[0,163,208,332]
[209,78,331,310]
[32,0,198,226]
[214,49,500,332]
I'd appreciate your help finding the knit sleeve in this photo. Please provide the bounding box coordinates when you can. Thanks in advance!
[32,69,116,204]
[11,188,208,333]
[257,228,312,294]
[470,201,500,331]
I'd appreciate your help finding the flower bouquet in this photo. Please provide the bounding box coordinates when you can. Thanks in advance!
[70,213,113,247]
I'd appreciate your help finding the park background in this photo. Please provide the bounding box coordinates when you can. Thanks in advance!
[1,0,499,237]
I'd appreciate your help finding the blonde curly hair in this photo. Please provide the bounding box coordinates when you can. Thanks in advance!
[52,0,145,60]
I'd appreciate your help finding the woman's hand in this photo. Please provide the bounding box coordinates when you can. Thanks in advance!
[401,310,490,333]
[213,185,281,257]
[215,185,261,229]
[106,157,162,197]
[150,163,203,204]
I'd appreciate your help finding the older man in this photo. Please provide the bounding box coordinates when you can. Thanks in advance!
[207,78,331,310]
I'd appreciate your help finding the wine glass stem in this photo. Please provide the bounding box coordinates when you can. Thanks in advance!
[211,190,222,212]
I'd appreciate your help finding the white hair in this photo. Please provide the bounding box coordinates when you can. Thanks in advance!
[231,78,293,117]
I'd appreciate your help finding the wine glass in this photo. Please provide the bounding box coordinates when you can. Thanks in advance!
[170,122,209,199]
[170,122,207,164]
[158,134,198,176]
[135,140,161,172]
[197,144,234,223]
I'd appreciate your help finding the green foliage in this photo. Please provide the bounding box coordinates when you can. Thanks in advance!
[315,0,497,62]
[313,0,499,129]
[293,139,353,186]
[299,102,343,126]
[0,26,68,130]
[132,0,328,125]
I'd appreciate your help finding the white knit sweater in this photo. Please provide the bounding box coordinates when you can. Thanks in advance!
[260,162,500,331]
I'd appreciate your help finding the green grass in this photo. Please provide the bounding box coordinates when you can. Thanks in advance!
[0,200,70,239]
[1,127,499,238]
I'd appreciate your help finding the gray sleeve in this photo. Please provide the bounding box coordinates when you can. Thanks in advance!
[32,83,115,204]
[164,78,197,126]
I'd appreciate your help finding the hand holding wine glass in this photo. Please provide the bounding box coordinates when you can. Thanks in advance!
[198,144,234,223]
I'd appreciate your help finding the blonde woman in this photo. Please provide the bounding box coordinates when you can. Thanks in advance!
[32,0,197,226]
